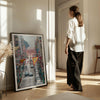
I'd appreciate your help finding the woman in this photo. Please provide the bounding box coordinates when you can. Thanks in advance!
[65,5,86,91]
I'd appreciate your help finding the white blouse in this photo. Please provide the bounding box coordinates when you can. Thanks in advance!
[66,17,86,52]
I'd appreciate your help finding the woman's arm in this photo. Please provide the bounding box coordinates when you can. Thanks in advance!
[66,37,71,47]
[65,37,71,55]
[65,20,73,54]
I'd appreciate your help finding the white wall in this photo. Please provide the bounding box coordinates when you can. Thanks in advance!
[79,0,89,74]
[88,0,100,73]
[80,0,100,74]
[0,0,55,90]
[56,0,79,69]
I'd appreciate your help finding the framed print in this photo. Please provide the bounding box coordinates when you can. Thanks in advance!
[11,33,47,91]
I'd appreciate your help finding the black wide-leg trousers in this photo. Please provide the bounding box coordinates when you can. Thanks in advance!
[67,47,84,91]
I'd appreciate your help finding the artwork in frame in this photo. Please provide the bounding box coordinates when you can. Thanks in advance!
[11,33,47,91]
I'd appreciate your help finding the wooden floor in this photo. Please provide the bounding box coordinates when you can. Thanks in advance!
[2,70,100,100]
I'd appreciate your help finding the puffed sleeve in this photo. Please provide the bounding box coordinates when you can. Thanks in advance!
[66,20,74,39]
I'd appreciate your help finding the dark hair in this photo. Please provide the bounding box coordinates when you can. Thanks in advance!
[69,5,83,27]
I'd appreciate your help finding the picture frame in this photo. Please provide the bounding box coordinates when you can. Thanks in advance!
[11,33,47,91]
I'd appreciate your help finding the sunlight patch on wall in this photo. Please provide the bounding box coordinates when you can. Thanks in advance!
[0,0,7,5]
[46,11,49,39]
[0,1,8,38]
[46,10,56,82]
[0,1,8,82]
[47,11,55,39]
[36,9,42,21]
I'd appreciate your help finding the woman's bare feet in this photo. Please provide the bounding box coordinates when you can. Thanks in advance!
[70,84,73,88]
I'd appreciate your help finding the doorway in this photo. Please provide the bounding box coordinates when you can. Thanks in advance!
[56,0,79,70]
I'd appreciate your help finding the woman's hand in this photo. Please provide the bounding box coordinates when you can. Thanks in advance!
[65,46,68,55]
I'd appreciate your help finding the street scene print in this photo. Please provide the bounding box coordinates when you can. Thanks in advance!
[12,34,46,91]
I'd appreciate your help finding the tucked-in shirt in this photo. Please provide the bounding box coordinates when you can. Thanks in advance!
[66,17,86,52]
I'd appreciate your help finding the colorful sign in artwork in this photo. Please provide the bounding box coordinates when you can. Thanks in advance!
[32,57,38,65]
[20,59,26,64]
